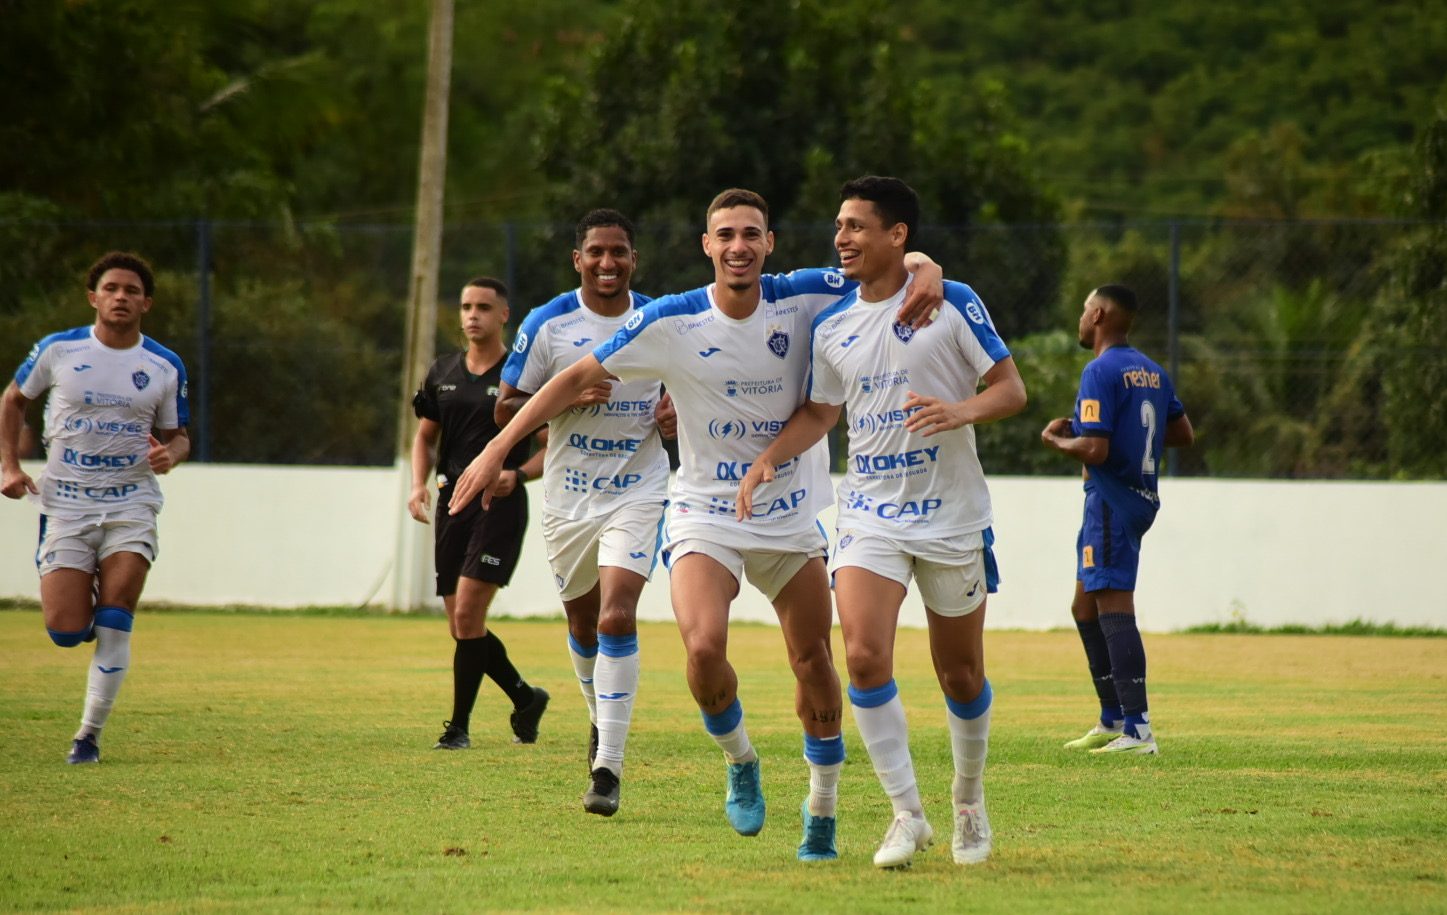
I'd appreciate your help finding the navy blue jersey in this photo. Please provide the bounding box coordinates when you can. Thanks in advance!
[1072,345,1185,523]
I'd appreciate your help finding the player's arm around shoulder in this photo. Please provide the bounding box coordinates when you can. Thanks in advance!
[1,381,39,499]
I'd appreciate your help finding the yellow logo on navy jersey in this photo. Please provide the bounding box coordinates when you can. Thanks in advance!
[1082,545,1095,568]
[1080,399,1100,423]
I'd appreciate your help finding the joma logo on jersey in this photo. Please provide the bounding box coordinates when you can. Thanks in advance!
[854,446,940,474]
[1080,399,1101,423]
[62,448,139,469]
[567,433,640,453]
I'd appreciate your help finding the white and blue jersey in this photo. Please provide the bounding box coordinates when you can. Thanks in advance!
[809,279,1009,540]
[593,269,853,538]
[1072,344,1185,525]
[14,326,188,519]
[503,290,669,521]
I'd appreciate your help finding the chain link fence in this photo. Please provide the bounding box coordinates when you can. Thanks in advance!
[2,217,1440,478]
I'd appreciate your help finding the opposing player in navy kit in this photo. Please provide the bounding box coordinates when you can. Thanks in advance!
[1041,284,1193,756]
[737,177,1027,868]
[1,251,190,764]
[448,189,942,861]
[408,276,550,751]
[498,209,671,816]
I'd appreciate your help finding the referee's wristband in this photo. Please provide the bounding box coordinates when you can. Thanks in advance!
[514,468,529,485]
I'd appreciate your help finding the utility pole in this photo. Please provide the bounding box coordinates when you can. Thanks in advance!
[390,0,454,611]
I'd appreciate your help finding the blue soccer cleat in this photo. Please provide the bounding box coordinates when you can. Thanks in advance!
[797,798,838,861]
[725,758,766,836]
[67,734,100,765]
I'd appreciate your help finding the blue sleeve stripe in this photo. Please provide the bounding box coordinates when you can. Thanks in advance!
[141,336,190,426]
[944,283,1011,363]
[592,290,709,365]
[504,292,580,386]
[766,268,854,300]
[14,327,90,388]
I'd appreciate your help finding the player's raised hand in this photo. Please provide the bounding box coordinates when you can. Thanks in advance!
[896,255,944,329]
[734,459,776,521]
[654,391,677,440]
[902,391,971,437]
[147,434,177,474]
[449,442,505,512]
[1,466,38,499]
[407,484,432,523]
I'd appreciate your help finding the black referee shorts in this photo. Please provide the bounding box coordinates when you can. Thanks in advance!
[433,482,528,596]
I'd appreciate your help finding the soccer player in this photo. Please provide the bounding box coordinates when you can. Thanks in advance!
[737,177,1027,868]
[1040,284,1194,756]
[407,276,550,751]
[497,209,671,816]
[447,188,942,861]
[1,251,190,764]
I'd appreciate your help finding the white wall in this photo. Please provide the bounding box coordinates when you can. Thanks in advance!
[3,462,1443,632]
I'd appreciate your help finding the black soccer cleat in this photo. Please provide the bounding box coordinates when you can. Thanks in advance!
[588,722,599,770]
[510,687,550,744]
[67,733,100,765]
[583,767,620,817]
[433,721,470,750]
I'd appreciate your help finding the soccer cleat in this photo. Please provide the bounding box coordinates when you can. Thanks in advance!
[1090,732,1159,755]
[797,798,838,861]
[1064,723,1124,750]
[67,734,100,765]
[725,758,766,836]
[952,803,993,864]
[873,811,934,869]
[433,721,470,750]
[588,722,599,770]
[583,767,621,817]
[510,687,550,744]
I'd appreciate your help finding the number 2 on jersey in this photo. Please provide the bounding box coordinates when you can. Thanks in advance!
[1140,400,1157,476]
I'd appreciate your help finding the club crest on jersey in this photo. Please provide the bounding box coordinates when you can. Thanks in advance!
[892,322,915,344]
[767,329,790,359]
[131,370,151,390]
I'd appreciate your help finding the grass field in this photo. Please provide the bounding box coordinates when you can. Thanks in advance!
[2,609,1444,913]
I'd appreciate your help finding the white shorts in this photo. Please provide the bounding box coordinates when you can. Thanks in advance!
[662,516,828,602]
[829,529,991,617]
[36,508,159,576]
[541,500,667,601]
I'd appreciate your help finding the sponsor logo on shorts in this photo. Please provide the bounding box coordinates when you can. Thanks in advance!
[628,551,647,560]
[838,533,854,551]
[480,555,501,566]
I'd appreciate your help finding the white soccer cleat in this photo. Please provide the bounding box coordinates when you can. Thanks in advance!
[1063,723,1123,750]
[951,803,993,864]
[1090,732,1159,755]
[872,811,934,869]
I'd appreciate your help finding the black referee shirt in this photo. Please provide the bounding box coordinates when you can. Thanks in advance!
[413,351,531,485]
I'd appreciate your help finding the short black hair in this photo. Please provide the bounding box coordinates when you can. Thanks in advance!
[86,251,155,297]
[575,209,636,248]
[1093,284,1139,313]
[840,176,920,245]
[706,188,769,227]
[464,276,508,300]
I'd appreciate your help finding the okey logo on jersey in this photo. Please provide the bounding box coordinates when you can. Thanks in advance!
[131,370,150,390]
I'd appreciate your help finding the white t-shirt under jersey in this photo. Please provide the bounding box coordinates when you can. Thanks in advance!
[808,278,1010,540]
[14,326,188,519]
[503,289,669,521]
[593,269,853,539]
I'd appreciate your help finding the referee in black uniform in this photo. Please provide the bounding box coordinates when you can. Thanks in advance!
[408,276,549,749]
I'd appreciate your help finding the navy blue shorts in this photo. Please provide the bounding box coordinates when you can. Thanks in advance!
[1076,490,1154,592]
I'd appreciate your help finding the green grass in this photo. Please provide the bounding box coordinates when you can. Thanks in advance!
[2,610,1444,913]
